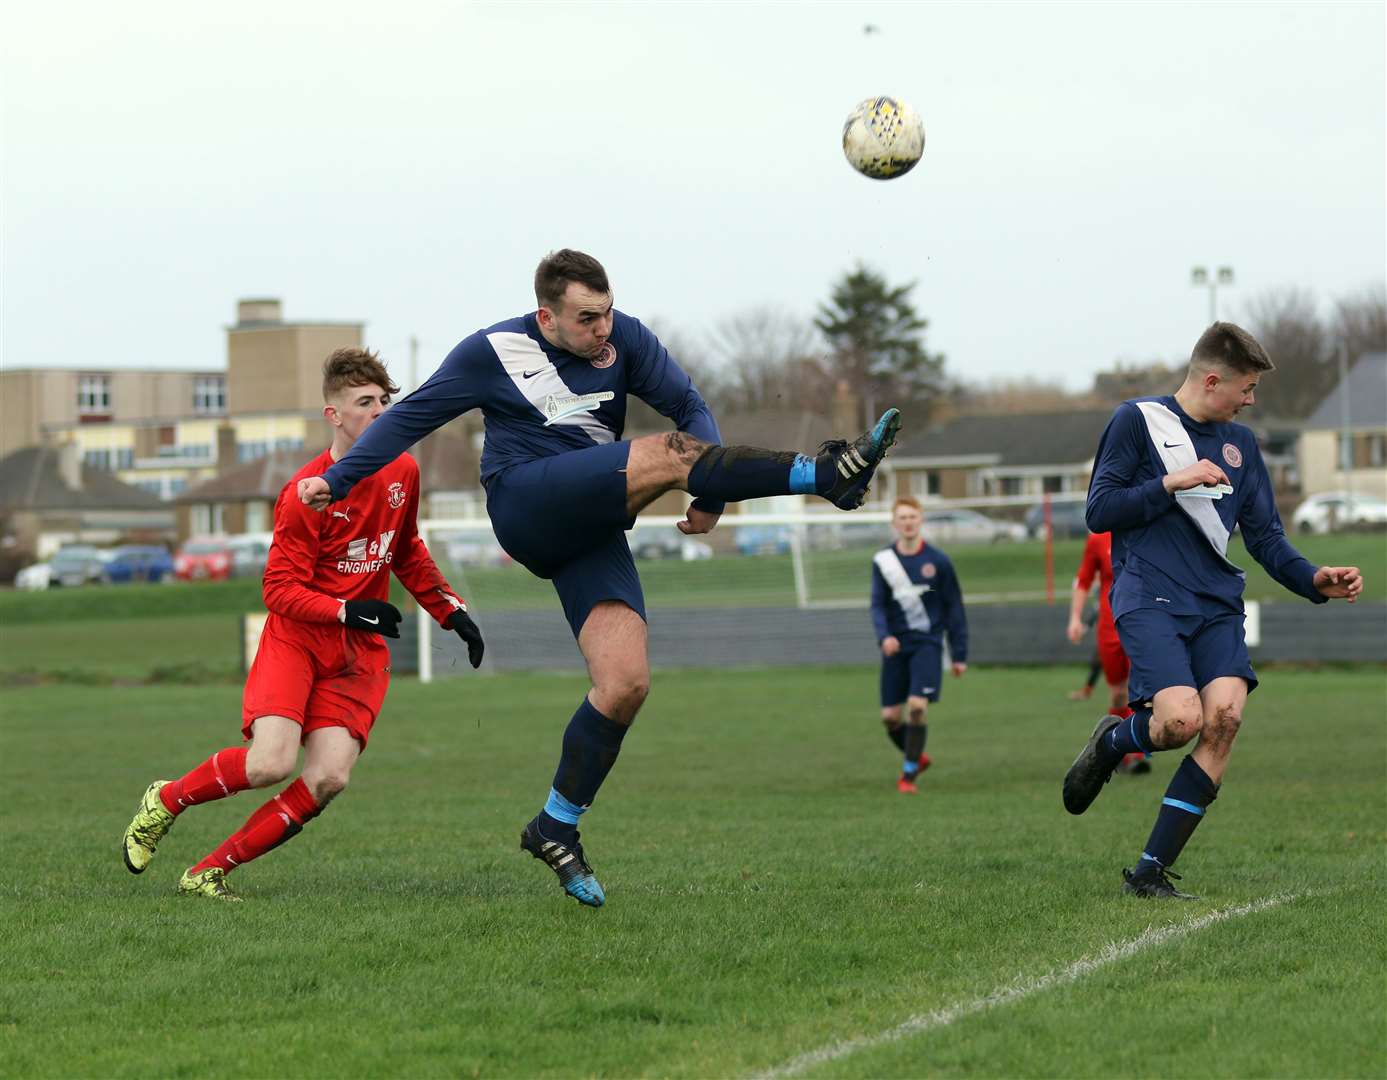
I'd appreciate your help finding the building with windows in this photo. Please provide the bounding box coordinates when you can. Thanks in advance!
[1,298,362,501]
[1298,352,1387,498]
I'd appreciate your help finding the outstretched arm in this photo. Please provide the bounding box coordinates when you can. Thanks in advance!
[1236,444,1325,603]
[303,340,484,510]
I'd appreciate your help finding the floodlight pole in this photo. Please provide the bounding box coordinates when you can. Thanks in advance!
[1190,266,1235,325]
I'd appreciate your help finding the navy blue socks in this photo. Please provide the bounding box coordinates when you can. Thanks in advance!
[885,723,906,752]
[903,723,927,771]
[1107,708,1155,757]
[537,697,629,845]
[686,446,828,501]
[1136,755,1219,870]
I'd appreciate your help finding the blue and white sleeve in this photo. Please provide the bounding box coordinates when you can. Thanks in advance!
[940,559,969,663]
[1086,404,1176,533]
[322,339,485,501]
[1237,444,1323,603]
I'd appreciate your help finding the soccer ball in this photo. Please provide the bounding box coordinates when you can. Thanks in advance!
[842,96,925,179]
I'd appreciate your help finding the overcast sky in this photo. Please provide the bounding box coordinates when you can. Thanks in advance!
[3,1,1383,394]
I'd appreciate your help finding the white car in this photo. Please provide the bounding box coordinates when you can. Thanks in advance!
[1291,492,1387,534]
[923,508,1028,545]
[14,562,52,590]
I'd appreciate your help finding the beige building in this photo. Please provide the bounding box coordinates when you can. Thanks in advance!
[1297,352,1387,499]
[4,298,363,500]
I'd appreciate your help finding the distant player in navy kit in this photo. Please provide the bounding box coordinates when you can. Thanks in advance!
[1063,322,1362,899]
[870,496,968,794]
[297,249,902,906]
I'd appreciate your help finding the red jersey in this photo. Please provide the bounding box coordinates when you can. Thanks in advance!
[1074,531,1118,645]
[262,447,464,630]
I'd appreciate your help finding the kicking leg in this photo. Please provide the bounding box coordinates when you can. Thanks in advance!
[522,601,647,908]
[621,407,902,516]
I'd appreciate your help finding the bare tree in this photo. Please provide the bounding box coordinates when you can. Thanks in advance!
[1333,284,1387,363]
[708,306,822,413]
[1240,287,1335,418]
[951,376,1094,415]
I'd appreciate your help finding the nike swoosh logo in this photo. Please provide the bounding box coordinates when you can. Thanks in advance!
[522,368,545,379]
[1163,441,1181,448]
[359,615,379,624]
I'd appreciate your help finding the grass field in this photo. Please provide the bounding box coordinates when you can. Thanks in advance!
[2,664,1383,1077]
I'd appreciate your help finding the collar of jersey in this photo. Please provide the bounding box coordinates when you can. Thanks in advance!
[1161,394,1218,436]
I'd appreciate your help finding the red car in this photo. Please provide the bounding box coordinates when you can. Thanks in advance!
[174,536,233,582]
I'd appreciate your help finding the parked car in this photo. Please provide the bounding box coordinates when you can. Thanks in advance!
[1024,500,1089,540]
[925,508,1027,545]
[735,525,792,556]
[1291,492,1387,534]
[48,545,111,587]
[174,536,233,581]
[228,533,274,578]
[102,544,175,584]
[15,562,51,591]
[443,530,510,568]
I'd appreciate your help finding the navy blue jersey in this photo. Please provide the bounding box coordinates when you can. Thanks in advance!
[1086,395,1321,619]
[869,541,968,661]
[321,310,722,503]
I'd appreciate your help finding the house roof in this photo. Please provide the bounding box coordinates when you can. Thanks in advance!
[625,408,838,455]
[177,426,481,503]
[1303,352,1387,430]
[893,409,1115,468]
[0,446,165,512]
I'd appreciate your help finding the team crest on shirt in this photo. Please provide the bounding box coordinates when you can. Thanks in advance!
[922,562,937,578]
[1222,443,1243,469]
[590,342,618,369]
[387,481,406,508]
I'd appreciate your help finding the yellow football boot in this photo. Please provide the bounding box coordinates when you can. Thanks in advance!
[178,867,242,902]
[122,781,175,874]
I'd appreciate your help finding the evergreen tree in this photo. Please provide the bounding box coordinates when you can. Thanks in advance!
[814,265,946,427]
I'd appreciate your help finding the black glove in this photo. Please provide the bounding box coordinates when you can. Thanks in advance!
[343,599,403,638]
[446,609,485,668]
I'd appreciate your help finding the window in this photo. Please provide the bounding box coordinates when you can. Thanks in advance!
[1000,476,1023,496]
[1043,475,1064,494]
[83,449,112,470]
[273,437,303,453]
[77,374,111,415]
[1369,434,1386,468]
[238,441,270,463]
[193,376,226,415]
[117,448,133,469]
[190,503,223,534]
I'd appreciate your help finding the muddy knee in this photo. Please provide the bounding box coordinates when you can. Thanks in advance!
[1153,696,1203,748]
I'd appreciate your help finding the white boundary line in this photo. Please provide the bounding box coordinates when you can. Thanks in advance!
[753,893,1300,1079]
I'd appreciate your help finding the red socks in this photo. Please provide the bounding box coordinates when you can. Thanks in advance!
[190,778,320,875]
[160,747,250,815]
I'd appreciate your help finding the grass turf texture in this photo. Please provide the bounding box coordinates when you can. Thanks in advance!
[2,665,1382,1077]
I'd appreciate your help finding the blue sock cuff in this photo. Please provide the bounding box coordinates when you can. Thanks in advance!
[1128,709,1154,753]
[543,787,587,825]
[789,453,818,495]
[575,698,628,750]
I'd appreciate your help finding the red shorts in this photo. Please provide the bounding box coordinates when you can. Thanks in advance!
[1097,630,1130,687]
[242,615,391,748]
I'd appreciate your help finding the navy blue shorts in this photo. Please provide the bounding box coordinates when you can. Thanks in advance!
[1116,606,1257,706]
[880,638,944,706]
[485,442,645,638]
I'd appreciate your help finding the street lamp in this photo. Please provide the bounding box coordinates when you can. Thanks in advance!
[1191,266,1235,324]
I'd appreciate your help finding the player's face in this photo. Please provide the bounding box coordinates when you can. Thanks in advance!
[327,383,391,445]
[893,505,923,542]
[1209,370,1260,421]
[538,283,614,359]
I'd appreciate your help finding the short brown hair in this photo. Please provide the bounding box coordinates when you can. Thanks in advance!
[893,496,923,512]
[535,249,610,310]
[1190,322,1274,376]
[322,347,399,401]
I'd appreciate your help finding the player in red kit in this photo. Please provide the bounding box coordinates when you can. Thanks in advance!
[1067,531,1150,775]
[121,348,485,900]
